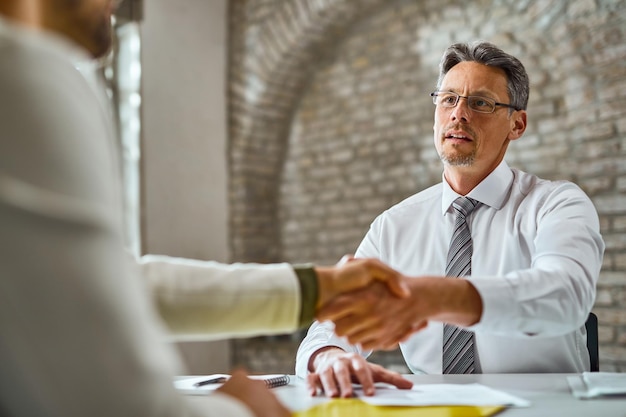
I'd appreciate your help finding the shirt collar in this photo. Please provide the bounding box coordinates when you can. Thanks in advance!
[441,160,514,215]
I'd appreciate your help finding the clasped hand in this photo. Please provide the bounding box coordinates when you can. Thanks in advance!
[314,256,424,350]
[318,274,482,349]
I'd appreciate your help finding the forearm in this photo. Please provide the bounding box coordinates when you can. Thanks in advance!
[465,183,603,337]
[470,266,598,336]
[141,255,301,339]
[427,278,483,327]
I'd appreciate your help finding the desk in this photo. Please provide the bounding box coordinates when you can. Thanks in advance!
[277,374,626,416]
[184,374,626,416]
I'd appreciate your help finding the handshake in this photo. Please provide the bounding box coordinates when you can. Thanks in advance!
[312,256,420,351]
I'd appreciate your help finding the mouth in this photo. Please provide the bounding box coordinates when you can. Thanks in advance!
[444,130,473,143]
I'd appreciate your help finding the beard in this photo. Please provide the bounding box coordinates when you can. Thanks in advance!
[438,145,476,166]
[90,15,113,58]
[47,0,113,58]
[437,123,477,167]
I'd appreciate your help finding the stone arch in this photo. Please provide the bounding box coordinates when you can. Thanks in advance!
[228,0,386,262]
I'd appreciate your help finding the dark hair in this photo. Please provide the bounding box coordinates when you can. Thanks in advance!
[437,41,529,111]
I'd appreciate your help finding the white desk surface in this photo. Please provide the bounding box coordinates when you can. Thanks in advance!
[184,373,626,416]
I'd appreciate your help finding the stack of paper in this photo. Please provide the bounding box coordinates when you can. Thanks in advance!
[568,372,626,399]
[356,383,529,407]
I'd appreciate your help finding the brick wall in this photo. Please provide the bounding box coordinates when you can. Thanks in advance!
[228,0,626,373]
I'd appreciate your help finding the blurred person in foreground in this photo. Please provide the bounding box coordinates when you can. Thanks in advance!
[297,40,604,398]
[0,1,417,416]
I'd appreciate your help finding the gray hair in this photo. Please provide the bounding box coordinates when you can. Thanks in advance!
[436,41,529,111]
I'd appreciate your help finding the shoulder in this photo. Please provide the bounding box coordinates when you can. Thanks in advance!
[0,27,115,205]
[0,24,88,94]
[511,168,595,212]
[512,168,585,196]
[0,33,101,130]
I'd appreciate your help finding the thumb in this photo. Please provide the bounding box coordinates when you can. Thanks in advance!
[381,274,410,298]
[336,254,355,266]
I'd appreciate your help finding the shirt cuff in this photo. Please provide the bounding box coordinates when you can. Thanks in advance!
[293,264,318,327]
[466,276,518,333]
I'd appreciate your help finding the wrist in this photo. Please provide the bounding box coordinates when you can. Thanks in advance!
[312,266,334,310]
[309,346,344,372]
[293,265,319,326]
[430,278,483,326]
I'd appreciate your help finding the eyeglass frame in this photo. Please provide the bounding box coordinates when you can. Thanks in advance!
[430,91,522,114]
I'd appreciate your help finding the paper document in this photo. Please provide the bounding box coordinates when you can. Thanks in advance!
[568,372,626,399]
[355,383,530,407]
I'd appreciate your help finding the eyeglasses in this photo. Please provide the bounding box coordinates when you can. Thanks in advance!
[430,91,520,114]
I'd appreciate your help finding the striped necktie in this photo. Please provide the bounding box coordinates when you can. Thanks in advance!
[443,196,479,374]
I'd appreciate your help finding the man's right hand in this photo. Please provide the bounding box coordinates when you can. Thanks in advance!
[217,370,290,417]
[306,347,413,398]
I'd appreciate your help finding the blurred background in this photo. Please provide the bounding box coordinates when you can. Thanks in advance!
[109,0,626,374]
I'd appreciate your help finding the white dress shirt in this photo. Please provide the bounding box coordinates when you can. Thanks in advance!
[296,160,604,376]
[0,16,301,417]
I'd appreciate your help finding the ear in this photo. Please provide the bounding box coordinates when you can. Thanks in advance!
[507,110,527,141]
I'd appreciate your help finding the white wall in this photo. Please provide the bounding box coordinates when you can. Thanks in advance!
[141,0,230,373]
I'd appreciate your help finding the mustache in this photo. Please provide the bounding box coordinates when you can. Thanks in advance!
[443,124,476,139]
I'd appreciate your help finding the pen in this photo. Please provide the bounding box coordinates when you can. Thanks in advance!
[193,376,228,387]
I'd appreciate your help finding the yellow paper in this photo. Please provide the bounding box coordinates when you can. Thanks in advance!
[293,398,504,417]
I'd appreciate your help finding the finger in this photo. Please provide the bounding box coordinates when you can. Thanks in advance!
[360,337,393,351]
[333,361,355,398]
[374,322,426,348]
[362,332,405,351]
[340,315,400,346]
[351,359,375,396]
[336,254,354,266]
[372,365,414,389]
[411,321,428,333]
[317,296,365,322]
[306,373,321,397]
[396,323,423,343]
[319,368,339,398]
[385,275,411,298]
[334,314,382,339]
[361,334,400,351]
[358,324,410,350]
[366,261,410,298]
[317,286,380,322]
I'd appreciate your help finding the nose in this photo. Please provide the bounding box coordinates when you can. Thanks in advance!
[450,97,471,123]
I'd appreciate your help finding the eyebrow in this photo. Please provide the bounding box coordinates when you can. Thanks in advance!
[441,88,500,98]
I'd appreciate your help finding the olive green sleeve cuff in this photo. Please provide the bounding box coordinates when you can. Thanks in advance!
[293,264,318,327]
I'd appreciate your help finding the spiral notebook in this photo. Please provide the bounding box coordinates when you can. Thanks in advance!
[174,374,290,395]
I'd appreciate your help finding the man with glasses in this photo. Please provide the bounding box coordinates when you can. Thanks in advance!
[296,41,605,398]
